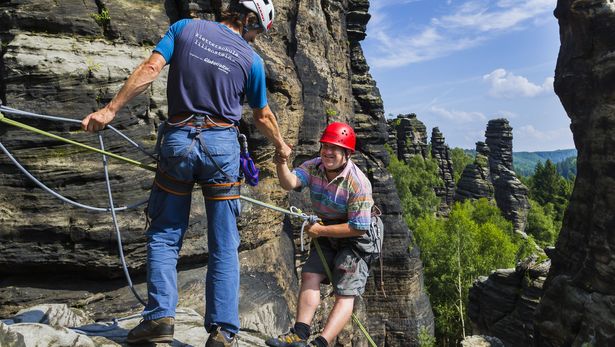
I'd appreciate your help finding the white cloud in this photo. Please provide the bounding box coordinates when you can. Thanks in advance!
[369,26,484,67]
[429,105,486,123]
[514,125,574,150]
[517,125,568,140]
[434,0,554,32]
[366,0,556,68]
[483,68,554,98]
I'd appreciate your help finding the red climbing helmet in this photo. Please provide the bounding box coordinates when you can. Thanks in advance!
[319,122,356,152]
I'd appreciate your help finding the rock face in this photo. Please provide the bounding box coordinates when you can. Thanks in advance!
[0,0,433,346]
[347,2,434,342]
[461,335,505,347]
[468,257,549,347]
[431,127,455,211]
[485,119,529,234]
[534,1,615,346]
[386,114,428,162]
[455,142,494,202]
[0,304,269,346]
[454,121,529,234]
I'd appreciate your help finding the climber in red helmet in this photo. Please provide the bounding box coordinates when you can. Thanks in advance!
[268,122,374,347]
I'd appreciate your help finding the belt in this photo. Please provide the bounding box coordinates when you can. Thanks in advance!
[167,114,234,128]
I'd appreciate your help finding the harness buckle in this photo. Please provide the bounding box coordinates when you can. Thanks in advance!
[193,115,205,127]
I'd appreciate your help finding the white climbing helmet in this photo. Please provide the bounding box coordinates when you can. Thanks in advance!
[240,0,275,32]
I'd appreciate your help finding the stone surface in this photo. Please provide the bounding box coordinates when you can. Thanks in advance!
[346,4,434,343]
[468,256,549,346]
[1,306,268,347]
[386,114,428,162]
[485,119,529,234]
[455,142,494,202]
[534,1,615,346]
[460,335,505,347]
[0,1,433,346]
[431,127,455,212]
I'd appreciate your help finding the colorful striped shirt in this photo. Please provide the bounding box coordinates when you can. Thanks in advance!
[293,158,373,231]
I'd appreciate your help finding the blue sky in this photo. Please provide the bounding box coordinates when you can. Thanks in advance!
[362,0,573,152]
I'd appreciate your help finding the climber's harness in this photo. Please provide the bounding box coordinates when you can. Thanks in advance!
[153,114,242,200]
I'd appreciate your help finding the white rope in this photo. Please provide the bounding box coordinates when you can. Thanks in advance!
[289,206,320,252]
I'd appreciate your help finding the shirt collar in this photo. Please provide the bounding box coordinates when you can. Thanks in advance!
[319,158,353,184]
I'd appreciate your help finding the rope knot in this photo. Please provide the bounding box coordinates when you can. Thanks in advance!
[289,206,320,252]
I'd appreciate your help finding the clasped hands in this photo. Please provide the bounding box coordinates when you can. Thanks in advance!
[273,142,292,164]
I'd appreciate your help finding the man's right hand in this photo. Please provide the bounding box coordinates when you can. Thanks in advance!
[81,107,115,132]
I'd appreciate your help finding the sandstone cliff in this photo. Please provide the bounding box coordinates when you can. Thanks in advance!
[0,0,433,345]
[468,256,549,347]
[485,119,529,235]
[455,142,494,202]
[534,1,615,345]
[386,114,529,233]
[430,127,455,212]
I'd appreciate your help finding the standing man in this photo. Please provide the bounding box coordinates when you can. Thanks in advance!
[267,123,374,347]
[82,1,290,346]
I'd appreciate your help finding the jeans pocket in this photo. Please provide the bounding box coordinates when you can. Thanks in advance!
[159,129,196,180]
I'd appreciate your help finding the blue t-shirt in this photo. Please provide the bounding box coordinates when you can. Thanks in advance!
[154,19,267,122]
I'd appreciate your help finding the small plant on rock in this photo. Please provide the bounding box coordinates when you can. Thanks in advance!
[90,8,111,27]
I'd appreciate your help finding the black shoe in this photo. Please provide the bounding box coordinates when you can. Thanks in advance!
[126,317,174,344]
[206,326,236,347]
[265,329,308,347]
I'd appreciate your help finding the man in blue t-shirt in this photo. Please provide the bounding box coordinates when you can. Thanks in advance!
[82,1,290,346]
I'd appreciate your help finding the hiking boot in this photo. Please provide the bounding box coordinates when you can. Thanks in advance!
[265,329,308,347]
[205,326,236,347]
[126,317,174,344]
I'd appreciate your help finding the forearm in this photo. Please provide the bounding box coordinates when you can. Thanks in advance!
[276,162,301,190]
[315,223,366,238]
[253,105,285,149]
[106,54,164,113]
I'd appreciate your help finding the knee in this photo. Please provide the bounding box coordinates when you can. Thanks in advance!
[334,295,356,306]
[301,272,325,286]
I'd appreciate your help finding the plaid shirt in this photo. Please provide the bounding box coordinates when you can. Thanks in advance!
[293,158,373,231]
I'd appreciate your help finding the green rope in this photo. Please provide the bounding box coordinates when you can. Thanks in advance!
[312,239,378,347]
[0,113,156,172]
[1,112,379,346]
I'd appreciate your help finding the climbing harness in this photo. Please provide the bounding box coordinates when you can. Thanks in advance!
[0,106,378,346]
[153,114,258,198]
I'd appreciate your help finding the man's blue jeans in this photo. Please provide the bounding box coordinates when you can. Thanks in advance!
[142,125,241,334]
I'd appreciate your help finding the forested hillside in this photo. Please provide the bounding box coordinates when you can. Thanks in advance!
[513,149,576,176]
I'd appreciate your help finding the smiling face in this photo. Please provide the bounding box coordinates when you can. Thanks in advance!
[320,143,348,172]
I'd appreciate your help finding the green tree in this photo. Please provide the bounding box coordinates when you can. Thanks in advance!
[450,148,474,183]
[413,199,521,346]
[388,153,442,229]
[556,156,577,179]
[525,199,558,246]
[529,160,572,221]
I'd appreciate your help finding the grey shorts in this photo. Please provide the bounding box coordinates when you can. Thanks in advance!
[302,238,369,296]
